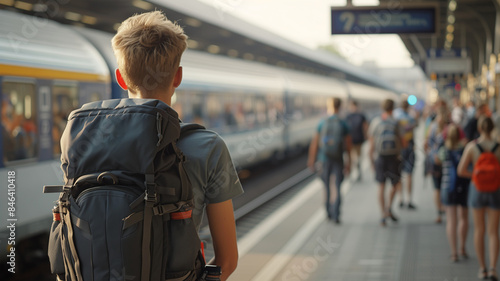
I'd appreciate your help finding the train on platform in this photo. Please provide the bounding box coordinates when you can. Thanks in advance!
[0,9,398,270]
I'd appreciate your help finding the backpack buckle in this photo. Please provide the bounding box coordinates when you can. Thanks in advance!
[144,174,157,203]
[144,190,157,203]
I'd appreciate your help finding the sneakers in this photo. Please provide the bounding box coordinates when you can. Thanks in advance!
[399,202,417,210]
[380,211,398,227]
[388,212,399,222]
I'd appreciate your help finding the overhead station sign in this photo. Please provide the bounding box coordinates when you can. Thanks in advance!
[331,5,438,35]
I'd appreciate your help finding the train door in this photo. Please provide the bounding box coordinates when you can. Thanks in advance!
[51,82,79,156]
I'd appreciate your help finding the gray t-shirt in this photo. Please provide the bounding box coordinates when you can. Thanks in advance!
[177,128,244,230]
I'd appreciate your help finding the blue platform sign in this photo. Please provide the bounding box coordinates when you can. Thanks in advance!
[331,6,437,35]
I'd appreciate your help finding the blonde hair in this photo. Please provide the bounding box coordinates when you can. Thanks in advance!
[445,124,460,149]
[112,11,188,97]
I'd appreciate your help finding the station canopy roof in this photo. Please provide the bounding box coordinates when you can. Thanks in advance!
[383,0,499,76]
[0,0,398,91]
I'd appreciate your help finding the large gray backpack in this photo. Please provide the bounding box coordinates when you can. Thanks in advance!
[320,116,344,160]
[44,99,205,281]
[375,117,400,156]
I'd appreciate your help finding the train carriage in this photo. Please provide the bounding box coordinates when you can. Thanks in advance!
[0,10,111,244]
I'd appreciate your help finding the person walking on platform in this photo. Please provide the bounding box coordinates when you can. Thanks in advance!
[368,99,405,227]
[464,103,491,141]
[308,97,351,224]
[394,100,418,209]
[345,100,367,181]
[435,124,470,263]
[112,11,243,280]
[458,117,500,280]
[425,110,449,224]
[451,97,465,126]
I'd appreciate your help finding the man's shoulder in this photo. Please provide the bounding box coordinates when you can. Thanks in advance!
[177,128,227,157]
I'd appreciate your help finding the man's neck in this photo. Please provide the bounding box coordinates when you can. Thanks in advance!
[129,92,172,106]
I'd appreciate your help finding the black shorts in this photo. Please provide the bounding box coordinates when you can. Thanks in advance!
[375,155,401,186]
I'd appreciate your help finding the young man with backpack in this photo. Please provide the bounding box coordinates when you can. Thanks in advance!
[45,11,243,281]
[308,97,351,224]
[369,99,405,227]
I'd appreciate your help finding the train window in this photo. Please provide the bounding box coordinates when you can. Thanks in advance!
[1,82,37,162]
[266,94,284,124]
[254,96,268,126]
[173,90,204,125]
[312,97,328,116]
[242,95,255,129]
[52,85,78,155]
[206,94,223,129]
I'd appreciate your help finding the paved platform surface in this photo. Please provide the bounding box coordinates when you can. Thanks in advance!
[231,125,479,281]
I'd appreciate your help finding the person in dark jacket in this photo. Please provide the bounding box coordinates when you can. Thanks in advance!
[464,103,491,141]
[345,100,367,181]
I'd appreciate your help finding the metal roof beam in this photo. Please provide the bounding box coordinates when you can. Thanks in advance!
[494,0,500,54]
[461,4,493,66]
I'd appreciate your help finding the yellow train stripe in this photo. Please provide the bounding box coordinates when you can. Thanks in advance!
[0,64,110,83]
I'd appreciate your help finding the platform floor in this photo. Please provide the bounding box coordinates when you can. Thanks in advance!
[231,129,479,280]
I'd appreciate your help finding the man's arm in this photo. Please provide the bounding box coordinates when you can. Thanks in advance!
[369,136,375,170]
[206,200,238,281]
[362,120,368,142]
[307,133,319,171]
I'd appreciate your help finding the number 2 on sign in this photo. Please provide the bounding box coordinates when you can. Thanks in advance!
[340,12,355,33]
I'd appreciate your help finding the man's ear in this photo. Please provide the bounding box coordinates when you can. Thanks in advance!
[173,66,183,88]
[115,69,128,90]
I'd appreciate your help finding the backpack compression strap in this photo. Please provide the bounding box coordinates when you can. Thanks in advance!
[141,124,205,281]
[57,178,85,281]
[142,167,157,281]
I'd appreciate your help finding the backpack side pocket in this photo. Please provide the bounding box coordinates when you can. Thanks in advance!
[48,219,65,276]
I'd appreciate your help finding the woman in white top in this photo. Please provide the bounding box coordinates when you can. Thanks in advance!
[458,116,500,280]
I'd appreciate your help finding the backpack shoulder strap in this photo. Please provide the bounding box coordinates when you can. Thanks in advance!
[492,142,500,153]
[476,143,485,153]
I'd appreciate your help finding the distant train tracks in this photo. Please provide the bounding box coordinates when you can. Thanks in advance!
[234,168,313,220]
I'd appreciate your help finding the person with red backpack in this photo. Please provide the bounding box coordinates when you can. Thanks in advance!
[458,116,500,280]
